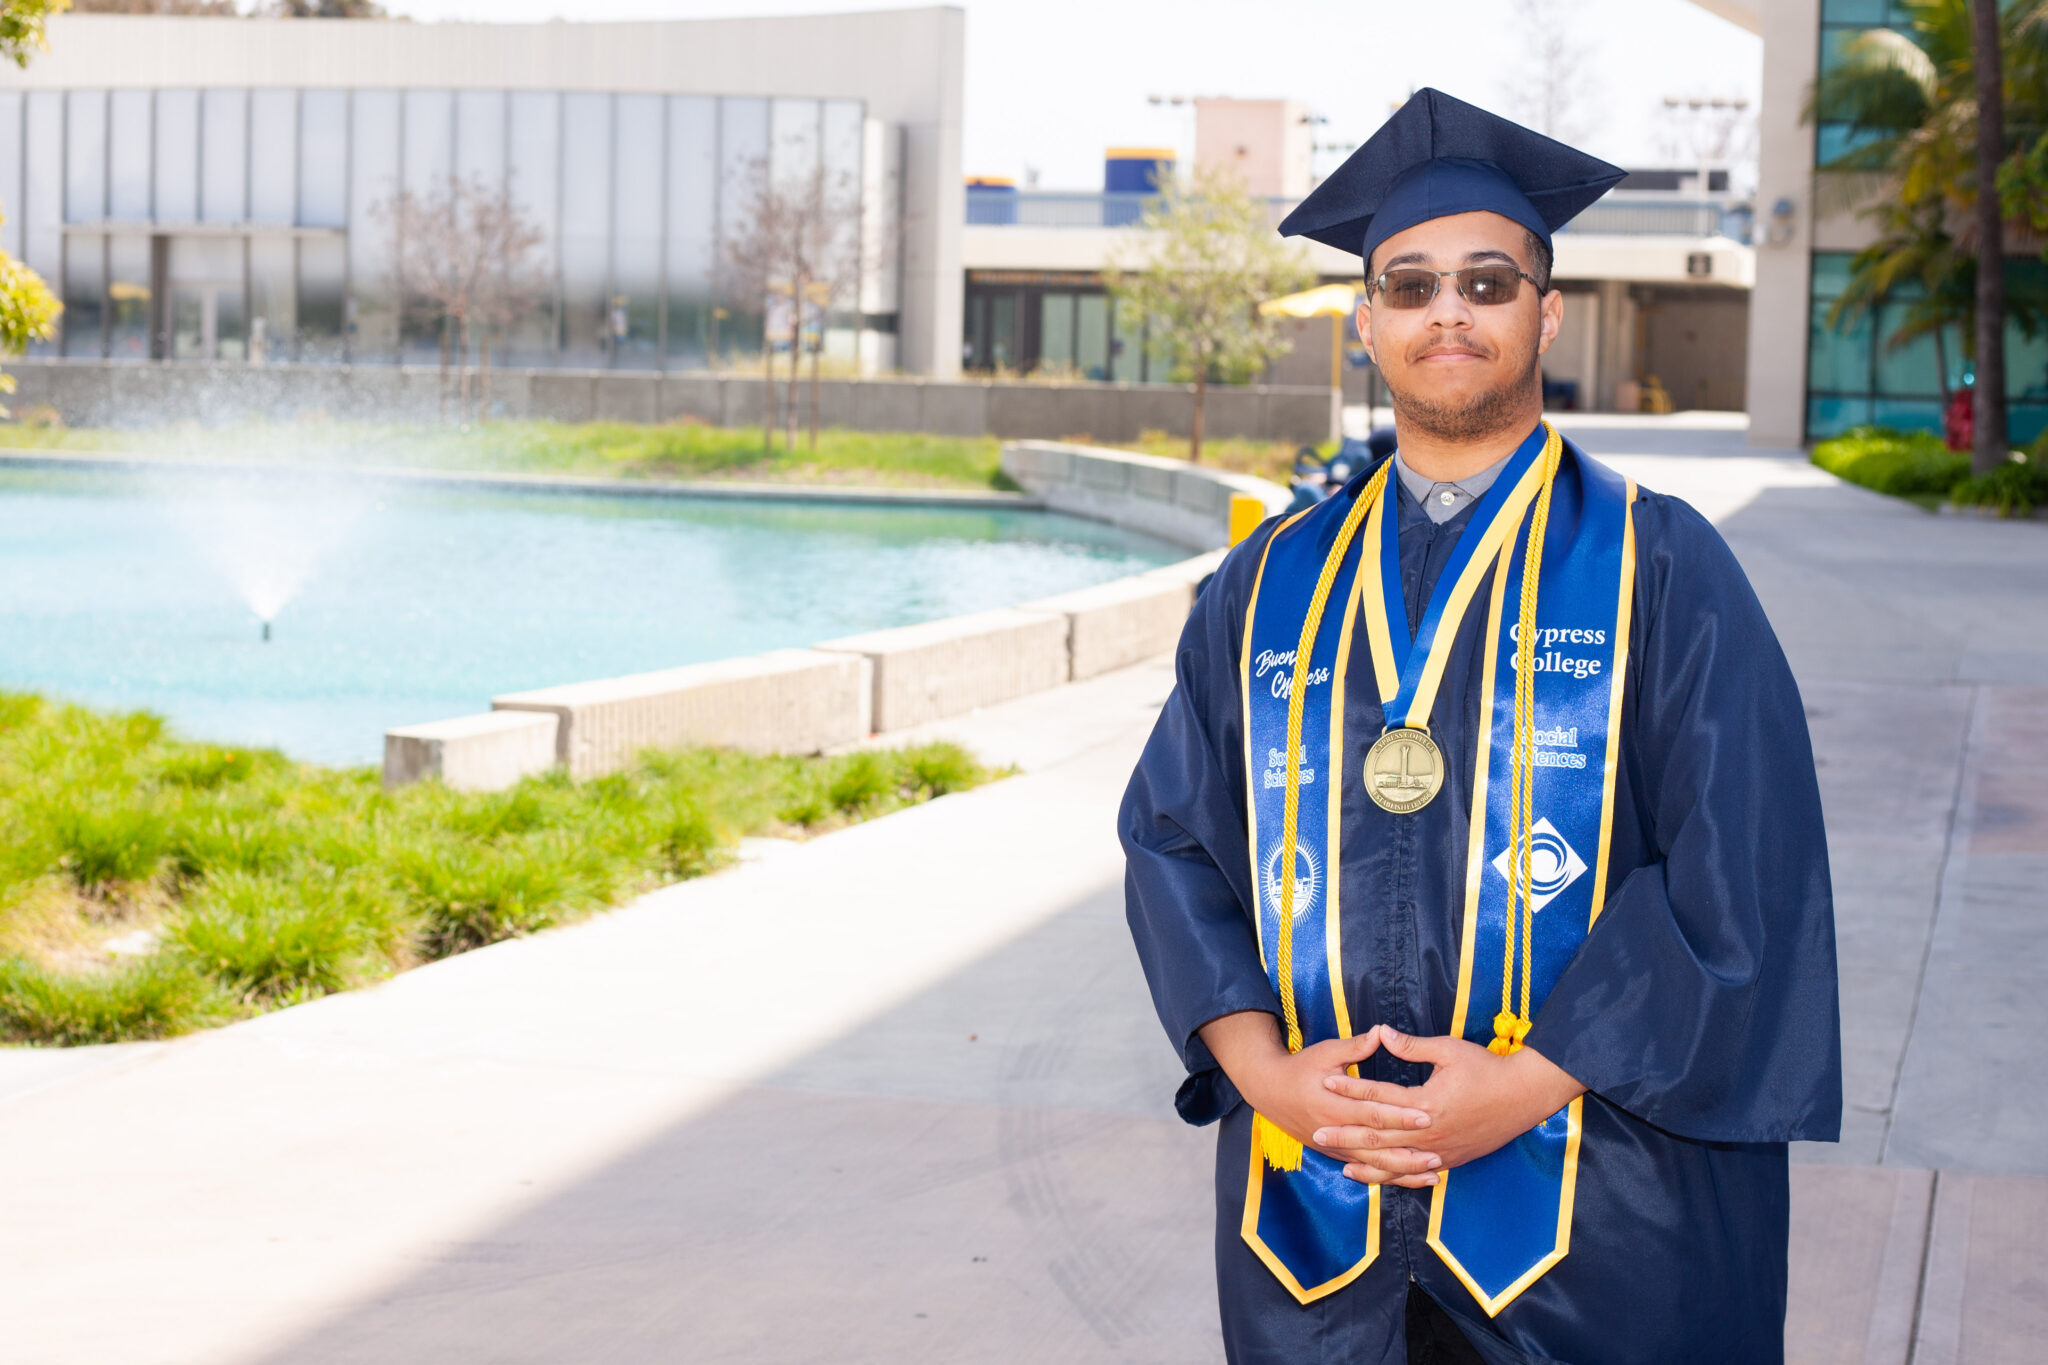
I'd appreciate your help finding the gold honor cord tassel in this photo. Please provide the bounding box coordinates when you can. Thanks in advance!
[1252,462,1392,1176]
[1490,442,1562,1058]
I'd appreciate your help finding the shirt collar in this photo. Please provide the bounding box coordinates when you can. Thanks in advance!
[1390,449,1511,505]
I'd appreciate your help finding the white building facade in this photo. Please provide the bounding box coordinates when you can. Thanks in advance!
[0,9,967,378]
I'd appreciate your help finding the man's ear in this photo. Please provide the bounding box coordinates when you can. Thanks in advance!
[1355,300,1374,365]
[1536,287,1564,357]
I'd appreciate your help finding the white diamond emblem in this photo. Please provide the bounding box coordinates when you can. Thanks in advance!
[1490,818,1587,912]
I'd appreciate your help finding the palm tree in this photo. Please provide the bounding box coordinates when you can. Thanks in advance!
[1809,0,2048,471]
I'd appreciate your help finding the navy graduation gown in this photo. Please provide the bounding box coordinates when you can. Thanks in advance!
[1120,452,1842,1365]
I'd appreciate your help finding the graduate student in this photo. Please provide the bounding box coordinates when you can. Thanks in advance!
[1120,90,1841,1365]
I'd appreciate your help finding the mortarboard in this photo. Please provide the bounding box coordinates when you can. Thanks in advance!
[1278,88,1627,272]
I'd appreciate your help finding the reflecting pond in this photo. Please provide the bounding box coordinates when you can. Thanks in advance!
[0,466,1184,764]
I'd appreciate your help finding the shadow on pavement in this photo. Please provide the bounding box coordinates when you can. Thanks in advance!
[251,880,1224,1365]
[250,477,2048,1365]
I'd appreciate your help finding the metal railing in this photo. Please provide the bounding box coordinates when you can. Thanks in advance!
[965,191,1754,243]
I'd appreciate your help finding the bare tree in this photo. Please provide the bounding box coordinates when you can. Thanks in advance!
[372,175,540,421]
[467,189,548,417]
[374,175,545,423]
[724,155,865,453]
[1499,0,1596,144]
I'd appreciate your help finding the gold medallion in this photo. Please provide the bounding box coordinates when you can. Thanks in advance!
[1364,727,1444,814]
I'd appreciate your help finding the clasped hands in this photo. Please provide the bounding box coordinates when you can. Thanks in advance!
[1199,1012,1586,1187]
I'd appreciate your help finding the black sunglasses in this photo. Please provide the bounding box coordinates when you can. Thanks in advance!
[1368,264,1541,310]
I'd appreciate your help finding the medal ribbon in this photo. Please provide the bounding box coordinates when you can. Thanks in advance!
[1362,423,1558,734]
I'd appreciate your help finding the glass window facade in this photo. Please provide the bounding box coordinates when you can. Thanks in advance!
[0,85,865,372]
[1807,5,2048,442]
[200,89,247,224]
[966,275,1162,382]
[613,93,663,369]
[108,90,152,223]
[248,90,297,226]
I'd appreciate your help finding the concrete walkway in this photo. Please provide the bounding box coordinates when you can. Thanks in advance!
[2,422,2044,1363]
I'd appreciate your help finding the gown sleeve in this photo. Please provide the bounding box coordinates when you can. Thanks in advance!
[1120,533,1281,1127]
[1522,492,1843,1143]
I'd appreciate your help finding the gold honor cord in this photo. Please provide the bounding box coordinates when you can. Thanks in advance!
[1252,461,1392,1176]
[1491,440,1564,1056]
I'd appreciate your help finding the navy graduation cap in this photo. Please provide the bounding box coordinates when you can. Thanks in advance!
[1278,88,1626,270]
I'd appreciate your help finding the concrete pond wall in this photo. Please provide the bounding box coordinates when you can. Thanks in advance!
[382,444,1287,791]
[8,359,1339,446]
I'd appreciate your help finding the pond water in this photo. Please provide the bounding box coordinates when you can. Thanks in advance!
[0,466,1183,765]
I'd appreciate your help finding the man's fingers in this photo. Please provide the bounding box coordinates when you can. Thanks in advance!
[1379,1027,1458,1065]
[1321,1072,1429,1120]
[1327,1030,1384,1063]
[1310,1104,1432,1144]
[1339,1161,1441,1189]
[1319,1142,1440,1174]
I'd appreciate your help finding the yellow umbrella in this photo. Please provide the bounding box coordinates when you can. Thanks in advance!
[1260,284,1362,392]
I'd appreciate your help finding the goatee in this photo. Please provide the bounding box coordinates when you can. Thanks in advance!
[1388,351,1541,444]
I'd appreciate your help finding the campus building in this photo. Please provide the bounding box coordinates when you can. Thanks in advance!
[1748,0,2048,445]
[0,9,964,377]
[962,97,1756,414]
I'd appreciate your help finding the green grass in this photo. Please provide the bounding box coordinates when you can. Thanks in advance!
[0,692,995,1045]
[1809,426,1968,503]
[0,417,1009,491]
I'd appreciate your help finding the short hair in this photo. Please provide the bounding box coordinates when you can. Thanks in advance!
[1524,228,1554,293]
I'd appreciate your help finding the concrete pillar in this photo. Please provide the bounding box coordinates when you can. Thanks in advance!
[1595,280,1638,413]
[1747,0,1822,447]
[892,9,965,379]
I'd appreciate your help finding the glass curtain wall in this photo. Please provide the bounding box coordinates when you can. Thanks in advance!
[718,96,770,356]
[613,94,663,369]
[0,86,861,372]
[298,90,348,362]
[1807,1,2048,441]
[61,90,104,356]
[503,90,560,366]
[666,96,717,367]
[24,91,62,355]
[559,92,610,366]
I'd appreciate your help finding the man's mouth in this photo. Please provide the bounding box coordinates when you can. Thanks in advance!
[1416,347,1488,363]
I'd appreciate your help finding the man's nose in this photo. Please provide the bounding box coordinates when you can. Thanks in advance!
[1424,281,1474,327]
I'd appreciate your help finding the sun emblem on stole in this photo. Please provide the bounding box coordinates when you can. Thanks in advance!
[1262,841,1322,923]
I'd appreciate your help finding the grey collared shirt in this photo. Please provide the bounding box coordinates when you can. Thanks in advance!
[1392,450,1511,523]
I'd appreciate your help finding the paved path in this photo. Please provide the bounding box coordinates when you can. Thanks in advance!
[1,422,2044,1363]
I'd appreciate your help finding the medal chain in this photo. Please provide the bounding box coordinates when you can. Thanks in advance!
[1492,437,1562,1056]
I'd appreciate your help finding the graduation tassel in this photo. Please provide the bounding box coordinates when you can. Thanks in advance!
[1254,1112,1306,1173]
[1491,442,1561,1057]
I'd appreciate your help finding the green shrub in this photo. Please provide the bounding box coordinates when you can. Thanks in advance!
[826,750,896,816]
[1950,455,2048,516]
[171,870,403,1002]
[167,806,304,878]
[0,955,227,1045]
[155,743,270,790]
[1810,426,1968,498]
[902,742,983,798]
[45,800,169,890]
[0,691,991,1042]
[397,832,604,957]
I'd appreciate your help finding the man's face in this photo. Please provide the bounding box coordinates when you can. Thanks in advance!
[1355,211,1563,441]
